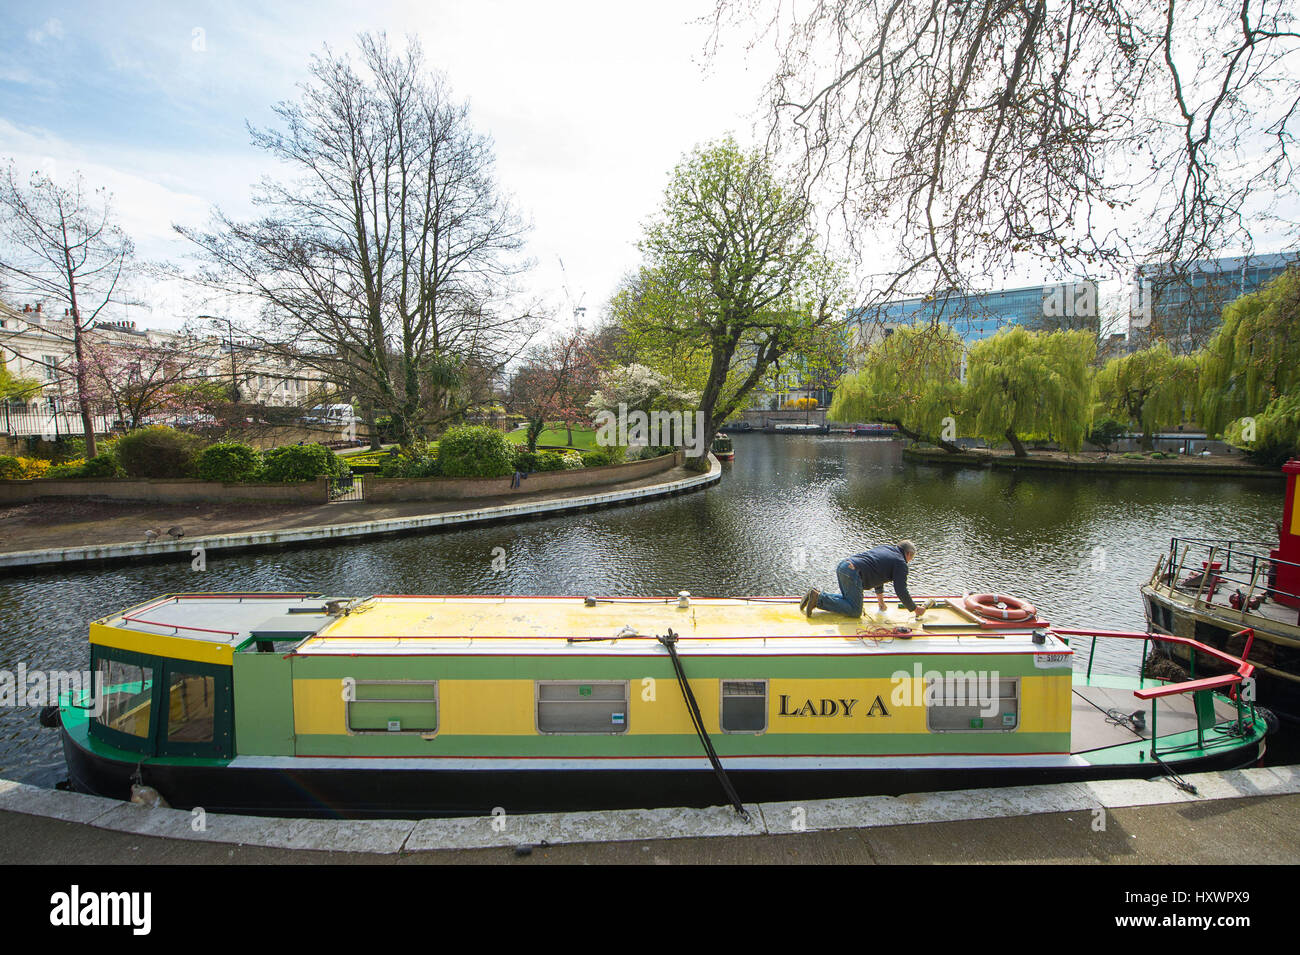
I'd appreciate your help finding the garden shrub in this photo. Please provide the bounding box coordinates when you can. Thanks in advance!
[196,442,263,483]
[0,455,25,479]
[378,453,440,477]
[259,444,350,483]
[44,459,87,478]
[437,426,514,479]
[584,446,625,466]
[534,451,566,471]
[1087,418,1126,452]
[17,457,51,478]
[561,451,584,470]
[114,426,205,479]
[81,453,123,478]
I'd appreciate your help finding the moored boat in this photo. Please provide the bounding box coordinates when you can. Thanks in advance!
[711,433,735,461]
[51,590,1271,818]
[1141,459,1300,721]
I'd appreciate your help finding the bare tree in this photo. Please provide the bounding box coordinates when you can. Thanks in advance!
[711,1,1300,315]
[0,164,137,456]
[177,33,539,446]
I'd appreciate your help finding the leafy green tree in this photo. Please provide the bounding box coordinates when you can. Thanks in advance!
[1224,392,1300,466]
[0,364,42,403]
[966,327,1095,457]
[829,323,965,451]
[1200,267,1300,437]
[615,138,847,470]
[1094,343,1198,452]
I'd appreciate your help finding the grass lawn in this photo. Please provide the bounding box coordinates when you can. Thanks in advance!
[505,425,599,450]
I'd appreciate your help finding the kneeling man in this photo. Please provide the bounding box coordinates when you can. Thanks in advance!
[801,540,927,619]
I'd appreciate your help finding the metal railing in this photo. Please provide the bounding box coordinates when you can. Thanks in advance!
[0,409,117,437]
[1052,626,1259,759]
[1149,536,1300,617]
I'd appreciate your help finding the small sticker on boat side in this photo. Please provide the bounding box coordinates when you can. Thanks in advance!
[1033,652,1071,668]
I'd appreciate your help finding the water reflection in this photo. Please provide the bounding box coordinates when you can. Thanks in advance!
[0,433,1279,784]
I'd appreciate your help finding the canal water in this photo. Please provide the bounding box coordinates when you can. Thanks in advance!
[0,434,1282,786]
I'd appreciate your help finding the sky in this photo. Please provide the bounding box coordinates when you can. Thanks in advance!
[0,0,778,332]
[2,2,1294,340]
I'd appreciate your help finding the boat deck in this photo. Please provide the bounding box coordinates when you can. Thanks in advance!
[1069,682,1240,753]
[306,595,1061,656]
[97,594,336,650]
[96,593,1067,658]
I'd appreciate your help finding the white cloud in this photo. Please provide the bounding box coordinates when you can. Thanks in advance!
[26,17,65,45]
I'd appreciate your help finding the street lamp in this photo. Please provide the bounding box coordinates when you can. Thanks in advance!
[198,314,239,402]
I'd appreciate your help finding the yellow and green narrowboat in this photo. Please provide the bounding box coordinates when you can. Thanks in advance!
[53,592,1273,818]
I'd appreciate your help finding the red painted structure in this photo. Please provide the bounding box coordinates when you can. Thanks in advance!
[1275,459,1300,608]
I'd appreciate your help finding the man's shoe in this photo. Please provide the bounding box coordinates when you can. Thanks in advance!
[798,591,811,615]
[804,588,819,618]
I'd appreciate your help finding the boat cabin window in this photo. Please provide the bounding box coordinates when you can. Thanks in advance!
[89,646,233,758]
[536,681,629,734]
[720,680,767,733]
[166,670,215,744]
[97,658,155,740]
[346,680,439,734]
[925,676,1020,732]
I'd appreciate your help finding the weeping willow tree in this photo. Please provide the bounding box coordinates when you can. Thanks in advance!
[1200,268,1300,439]
[967,327,1095,457]
[829,323,965,451]
[1224,393,1300,466]
[1094,343,1198,452]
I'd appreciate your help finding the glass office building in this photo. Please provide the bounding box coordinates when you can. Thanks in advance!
[850,281,1099,348]
[1132,252,1298,353]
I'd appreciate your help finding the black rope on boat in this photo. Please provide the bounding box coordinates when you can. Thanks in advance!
[1150,752,1199,795]
[1105,709,1199,796]
[656,628,749,821]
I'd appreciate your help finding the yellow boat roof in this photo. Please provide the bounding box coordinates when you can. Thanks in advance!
[96,593,1064,658]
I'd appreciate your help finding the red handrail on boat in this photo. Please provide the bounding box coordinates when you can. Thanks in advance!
[1050,627,1255,676]
[1133,674,1243,699]
[1049,626,1255,705]
[119,615,239,637]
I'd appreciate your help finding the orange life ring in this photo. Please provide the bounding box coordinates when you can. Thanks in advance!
[964,592,1037,621]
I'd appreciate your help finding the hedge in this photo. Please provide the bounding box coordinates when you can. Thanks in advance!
[437,426,514,478]
[259,444,350,483]
[114,426,205,479]
[196,443,263,483]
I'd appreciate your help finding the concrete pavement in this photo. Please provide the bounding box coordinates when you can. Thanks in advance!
[2,766,1297,864]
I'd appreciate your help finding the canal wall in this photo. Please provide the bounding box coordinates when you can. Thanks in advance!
[0,454,722,573]
[364,451,683,502]
[0,476,331,504]
[1,764,1295,857]
[0,453,684,506]
[902,447,1284,479]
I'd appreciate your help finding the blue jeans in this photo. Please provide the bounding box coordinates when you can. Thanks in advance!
[817,560,866,616]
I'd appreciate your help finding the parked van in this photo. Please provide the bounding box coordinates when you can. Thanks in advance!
[304,403,359,426]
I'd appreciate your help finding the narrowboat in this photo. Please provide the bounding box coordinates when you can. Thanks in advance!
[711,433,735,461]
[51,590,1272,818]
[1141,458,1300,722]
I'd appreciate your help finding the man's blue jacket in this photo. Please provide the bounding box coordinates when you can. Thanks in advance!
[846,545,916,611]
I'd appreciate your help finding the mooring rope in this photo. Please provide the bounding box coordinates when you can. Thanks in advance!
[656,628,749,821]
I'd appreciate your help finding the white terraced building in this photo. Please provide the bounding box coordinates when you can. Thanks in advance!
[0,300,328,437]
